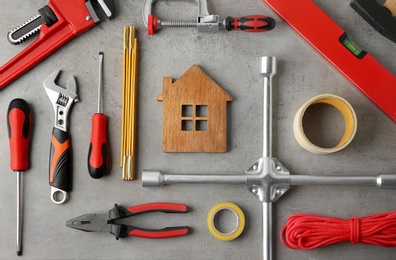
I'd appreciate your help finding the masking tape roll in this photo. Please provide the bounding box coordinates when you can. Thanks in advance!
[293,94,357,155]
[207,202,245,241]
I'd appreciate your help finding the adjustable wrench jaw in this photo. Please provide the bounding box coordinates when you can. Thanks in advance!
[43,70,79,132]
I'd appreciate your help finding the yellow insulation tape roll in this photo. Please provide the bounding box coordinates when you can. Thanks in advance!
[293,94,357,155]
[207,202,245,241]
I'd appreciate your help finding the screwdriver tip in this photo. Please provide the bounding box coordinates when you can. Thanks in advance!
[17,250,22,256]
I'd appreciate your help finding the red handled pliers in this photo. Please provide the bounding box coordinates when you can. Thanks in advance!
[66,203,190,239]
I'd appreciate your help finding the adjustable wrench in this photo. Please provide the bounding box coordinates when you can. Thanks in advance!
[43,70,79,204]
[0,0,115,89]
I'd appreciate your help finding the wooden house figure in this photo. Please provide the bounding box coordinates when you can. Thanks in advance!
[158,65,233,152]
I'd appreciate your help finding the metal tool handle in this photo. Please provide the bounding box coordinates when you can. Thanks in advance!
[260,56,276,260]
[0,0,95,89]
[142,170,248,187]
[224,15,275,32]
[49,127,71,203]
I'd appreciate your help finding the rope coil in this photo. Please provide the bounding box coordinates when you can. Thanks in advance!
[280,211,396,250]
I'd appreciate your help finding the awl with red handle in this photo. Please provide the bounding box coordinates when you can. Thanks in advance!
[66,203,190,239]
[7,98,32,256]
[88,52,108,179]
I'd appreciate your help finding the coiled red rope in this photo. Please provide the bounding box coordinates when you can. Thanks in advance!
[280,211,396,250]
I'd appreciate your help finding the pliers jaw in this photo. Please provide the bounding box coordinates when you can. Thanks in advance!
[65,213,111,233]
[64,206,124,238]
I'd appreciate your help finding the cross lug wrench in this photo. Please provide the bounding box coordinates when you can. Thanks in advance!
[0,0,115,89]
[43,70,79,204]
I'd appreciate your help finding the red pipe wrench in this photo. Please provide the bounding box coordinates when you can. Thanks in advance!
[262,0,396,124]
[0,0,115,89]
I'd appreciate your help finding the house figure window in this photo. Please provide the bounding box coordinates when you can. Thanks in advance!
[182,104,208,131]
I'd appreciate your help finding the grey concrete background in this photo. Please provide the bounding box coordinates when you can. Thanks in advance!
[0,0,396,259]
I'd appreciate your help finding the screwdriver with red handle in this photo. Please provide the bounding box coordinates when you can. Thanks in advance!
[7,98,32,256]
[88,52,108,179]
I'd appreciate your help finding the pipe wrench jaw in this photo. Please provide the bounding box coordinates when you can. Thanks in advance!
[43,70,79,132]
[86,0,116,23]
[8,0,115,45]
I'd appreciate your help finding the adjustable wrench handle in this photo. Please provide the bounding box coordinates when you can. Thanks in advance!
[0,0,96,89]
[49,127,72,201]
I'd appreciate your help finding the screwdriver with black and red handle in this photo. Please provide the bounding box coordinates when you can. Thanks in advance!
[88,52,108,179]
[7,98,32,256]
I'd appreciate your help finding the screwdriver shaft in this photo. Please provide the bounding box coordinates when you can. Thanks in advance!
[98,52,104,114]
[16,171,23,256]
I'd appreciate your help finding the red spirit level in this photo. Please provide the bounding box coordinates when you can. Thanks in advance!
[262,0,396,124]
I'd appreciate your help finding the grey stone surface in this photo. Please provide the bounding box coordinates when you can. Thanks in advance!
[0,0,396,259]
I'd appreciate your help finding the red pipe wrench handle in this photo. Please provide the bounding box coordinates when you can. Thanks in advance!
[0,0,96,89]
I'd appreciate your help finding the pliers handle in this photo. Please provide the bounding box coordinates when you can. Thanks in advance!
[109,203,190,239]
